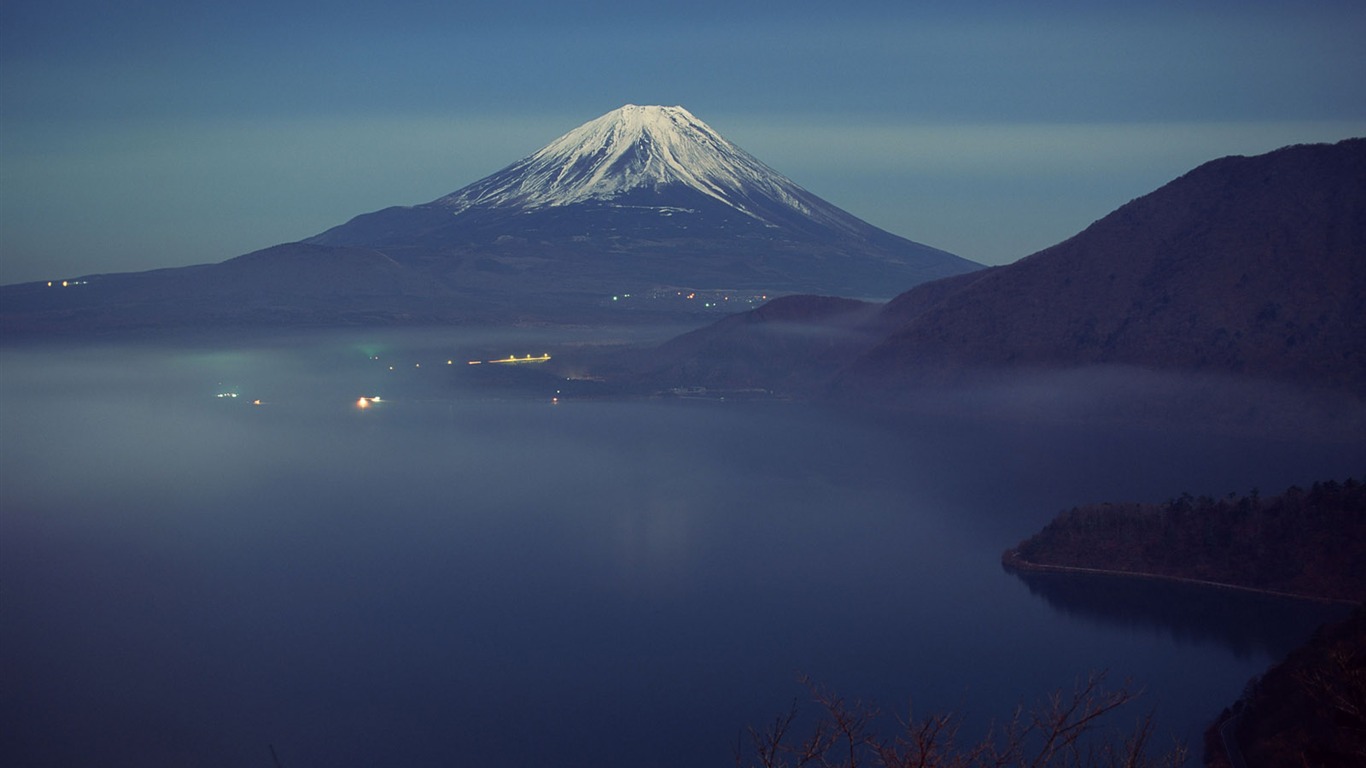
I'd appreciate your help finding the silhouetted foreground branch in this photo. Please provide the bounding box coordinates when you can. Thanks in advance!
[739,673,1186,768]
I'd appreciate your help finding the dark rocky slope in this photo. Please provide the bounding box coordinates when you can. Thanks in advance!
[833,139,1366,398]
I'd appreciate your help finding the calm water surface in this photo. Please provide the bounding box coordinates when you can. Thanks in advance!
[1,329,1359,767]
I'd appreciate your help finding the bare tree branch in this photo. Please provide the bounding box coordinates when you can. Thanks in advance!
[739,672,1185,768]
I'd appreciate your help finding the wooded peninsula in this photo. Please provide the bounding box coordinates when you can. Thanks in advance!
[1005,477,1365,767]
[1004,478,1365,603]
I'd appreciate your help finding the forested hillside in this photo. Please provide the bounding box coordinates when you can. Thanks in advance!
[1007,478,1365,766]
[1206,606,1366,768]
[1006,478,1366,602]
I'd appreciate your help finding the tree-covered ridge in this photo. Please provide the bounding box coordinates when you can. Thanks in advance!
[1007,478,1366,602]
[1206,605,1366,768]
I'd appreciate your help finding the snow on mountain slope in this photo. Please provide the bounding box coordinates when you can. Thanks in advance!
[434,105,855,231]
[300,104,982,299]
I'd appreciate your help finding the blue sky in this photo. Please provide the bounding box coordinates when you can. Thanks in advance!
[2,0,1364,284]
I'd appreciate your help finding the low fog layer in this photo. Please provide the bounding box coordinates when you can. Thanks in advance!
[874,365,1366,440]
[3,329,1362,767]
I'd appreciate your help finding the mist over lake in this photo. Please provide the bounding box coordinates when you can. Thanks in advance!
[2,328,1360,767]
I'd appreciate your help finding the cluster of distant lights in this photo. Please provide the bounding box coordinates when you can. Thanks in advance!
[369,353,551,368]
[214,392,263,406]
[609,290,769,309]
[213,349,560,411]
[466,354,552,365]
[361,350,558,406]
[46,279,88,287]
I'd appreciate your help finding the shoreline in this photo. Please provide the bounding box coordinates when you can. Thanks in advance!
[1001,550,1359,606]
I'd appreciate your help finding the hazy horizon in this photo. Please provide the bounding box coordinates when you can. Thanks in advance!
[3,1,1365,284]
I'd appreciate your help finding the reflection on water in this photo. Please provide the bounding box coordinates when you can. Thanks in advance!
[1008,567,1353,660]
[2,328,1365,768]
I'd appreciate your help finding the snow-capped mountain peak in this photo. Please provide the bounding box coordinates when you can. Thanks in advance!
[301,104,981,299]
[435,104,826,225]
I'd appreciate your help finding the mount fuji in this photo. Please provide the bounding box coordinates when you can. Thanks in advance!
[306,105,978,297]
[1,105,979,333]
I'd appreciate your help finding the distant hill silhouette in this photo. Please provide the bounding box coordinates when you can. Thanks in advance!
[592,294,882,396]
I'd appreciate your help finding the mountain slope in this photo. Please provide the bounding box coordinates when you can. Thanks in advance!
[594,294,884,396]
[603,139,1366,417]
[1,106,979,334]
[304,105,979,299]
[834,138,1366,396]
[432,104,864,232]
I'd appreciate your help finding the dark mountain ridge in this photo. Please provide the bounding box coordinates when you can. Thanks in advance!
[835,138,1366,397]
[605,139,1366,412]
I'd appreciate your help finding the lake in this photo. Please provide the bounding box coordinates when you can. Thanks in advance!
[2,328,1359,767]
